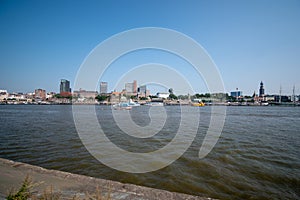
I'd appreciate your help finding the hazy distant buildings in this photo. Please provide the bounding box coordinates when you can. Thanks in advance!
[274,95,290,102]
[34,89,46,100]
[100,82,108,94]
[60,79,71,97]
[73,89,98,102]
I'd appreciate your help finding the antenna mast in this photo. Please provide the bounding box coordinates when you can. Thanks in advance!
[279,85,282,103]
[293,85,295,104]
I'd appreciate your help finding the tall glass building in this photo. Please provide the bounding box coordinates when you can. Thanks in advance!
[60,79,71,94]
[230,91,242,97]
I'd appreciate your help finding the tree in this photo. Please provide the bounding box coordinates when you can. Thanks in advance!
[204,93,211,98]
[227,95,236,102]
[194,93,201,99]
[178,95,188,100]
[130,95,137,100]
[54,94,63,98]
[169,93,178,100]
[96,95,108,102]
[149,95,157,99]
[54,94,72,99]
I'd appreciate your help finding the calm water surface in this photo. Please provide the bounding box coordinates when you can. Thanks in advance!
[0,105,299,199]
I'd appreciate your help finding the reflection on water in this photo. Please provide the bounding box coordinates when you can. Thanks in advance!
[0,105,299,199]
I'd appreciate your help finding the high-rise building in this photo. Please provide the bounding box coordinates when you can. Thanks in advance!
[60,79,71,96]
[124,80,137,95]
[133,80,137,93]
[138,85,148,97]
[125,82,134,93]
[259,81,265,97]
[100,82,108,94]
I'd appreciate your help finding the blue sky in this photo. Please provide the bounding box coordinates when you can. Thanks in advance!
[0,0,299,95]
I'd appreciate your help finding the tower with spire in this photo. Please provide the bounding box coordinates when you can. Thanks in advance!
[259,81,265,97]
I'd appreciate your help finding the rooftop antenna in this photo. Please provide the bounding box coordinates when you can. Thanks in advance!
[293,85,295,104]
[279,85,282,103]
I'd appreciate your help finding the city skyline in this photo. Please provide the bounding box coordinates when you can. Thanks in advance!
[1,79,297,99]
[0,1,299,95]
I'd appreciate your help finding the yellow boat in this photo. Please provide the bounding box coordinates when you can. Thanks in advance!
[192,102,205,107]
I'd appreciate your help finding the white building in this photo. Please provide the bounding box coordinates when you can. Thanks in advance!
[157,92,169,99]
[0,90,8,101]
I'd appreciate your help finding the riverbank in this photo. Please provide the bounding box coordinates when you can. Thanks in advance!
[1,101,300,106]
[0,158,213,200]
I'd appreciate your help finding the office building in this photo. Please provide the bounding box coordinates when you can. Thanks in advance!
[133,80,137,93]
[100,82,108,94]
[125,82,134,93]
[230,90,242,97]
[138,85,150,97]
[60,79,71,96]
[124,80,138,96]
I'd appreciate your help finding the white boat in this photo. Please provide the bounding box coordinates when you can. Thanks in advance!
[113,103,132,110]
[146,102,164,106]
[128,99,140,107]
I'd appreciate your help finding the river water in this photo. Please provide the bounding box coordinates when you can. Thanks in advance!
[0,105,299,199]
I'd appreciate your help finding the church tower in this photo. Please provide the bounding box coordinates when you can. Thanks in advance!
[259,81,265,97]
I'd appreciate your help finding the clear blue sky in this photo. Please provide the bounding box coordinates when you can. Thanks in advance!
[0,0,299,95]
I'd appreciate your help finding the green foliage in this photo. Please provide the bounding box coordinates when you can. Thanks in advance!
[194,93,211,99]
[130,95,137,100]
[169,93,178,100]
[53,94,63,98]
[148,95,157,99]
[7,98,17,101]
[54,94,72,99]
[139,97,147,100]
[96,95,109,102]
[177,95,188,100]
[7,175,111,200]
[7,176,32,200]
[227,96,236,102]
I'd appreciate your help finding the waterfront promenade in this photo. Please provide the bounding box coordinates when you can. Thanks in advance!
[0,158,211,200]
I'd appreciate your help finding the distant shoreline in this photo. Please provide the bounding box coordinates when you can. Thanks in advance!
[0,102,299,107]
